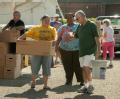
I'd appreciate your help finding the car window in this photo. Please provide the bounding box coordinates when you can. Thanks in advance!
[111,19,120,25]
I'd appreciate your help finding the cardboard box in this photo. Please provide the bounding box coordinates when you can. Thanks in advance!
[0,29,20,42]
[16,40,55,56]
[0,55,5,79]
[9,43,16,54]
[0,42,9,54]
[91,60,108,79]
[0,55,6,66]
[21,55,29,69]
[6,54,21,68]
[4,65,21,79]
[0,66,4,79]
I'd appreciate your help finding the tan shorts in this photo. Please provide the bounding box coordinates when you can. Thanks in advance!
[79,54,95,68]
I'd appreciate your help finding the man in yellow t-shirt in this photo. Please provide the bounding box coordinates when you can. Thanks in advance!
[26,24,57,41]
[19,15,57,90]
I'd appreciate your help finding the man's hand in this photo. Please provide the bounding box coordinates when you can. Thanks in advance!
[17,34,26,41]
[63,32,75,42]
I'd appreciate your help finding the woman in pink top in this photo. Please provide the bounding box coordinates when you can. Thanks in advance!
[101,19,115,68]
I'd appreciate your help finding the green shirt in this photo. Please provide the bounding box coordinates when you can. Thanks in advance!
[75,20,99,57]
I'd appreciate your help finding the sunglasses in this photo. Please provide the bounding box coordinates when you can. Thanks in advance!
[76,18,79,21]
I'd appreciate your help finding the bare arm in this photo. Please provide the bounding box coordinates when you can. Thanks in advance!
[55,36,61,52]
[2,24,9,31]
[18,33,26,40]
[95,36,101,59]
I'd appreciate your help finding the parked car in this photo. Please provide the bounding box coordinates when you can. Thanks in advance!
[25,25,35,31]
[96,16,120,51]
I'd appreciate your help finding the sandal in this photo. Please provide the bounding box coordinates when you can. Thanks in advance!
[31,82,35,89]
[43,86,51,90]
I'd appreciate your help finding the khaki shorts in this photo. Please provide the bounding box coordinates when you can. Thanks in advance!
[79,54,95,68]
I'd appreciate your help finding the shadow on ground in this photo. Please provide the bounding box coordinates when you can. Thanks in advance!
[5,89,106,99]
[65,94,106,99]
[5,88,48,99]
[0,74,43,87]
[4,85,84,99]
[51,84,80,94]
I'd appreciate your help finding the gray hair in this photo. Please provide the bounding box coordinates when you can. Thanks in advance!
[75,10,86,17]
[103,19,111,26]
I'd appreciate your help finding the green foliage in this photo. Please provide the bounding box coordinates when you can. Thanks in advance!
[59,18,67,24]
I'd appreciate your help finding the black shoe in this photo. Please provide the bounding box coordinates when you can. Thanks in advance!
[65,82,72,86]
[80,83,84,87]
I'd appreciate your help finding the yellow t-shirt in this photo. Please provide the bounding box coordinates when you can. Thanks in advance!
[25,25,57,41]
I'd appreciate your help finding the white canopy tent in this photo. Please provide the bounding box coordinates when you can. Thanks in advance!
[0,0,59,25]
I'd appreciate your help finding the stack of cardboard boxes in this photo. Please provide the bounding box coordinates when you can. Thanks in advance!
[0,43,9,79]
[4,54,21,79]
[0,29,21,79]
[0,29,55,79]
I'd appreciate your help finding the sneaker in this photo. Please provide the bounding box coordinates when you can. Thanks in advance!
[77,86,87,93]
[80,83,84,88]
[86,85,94,94]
